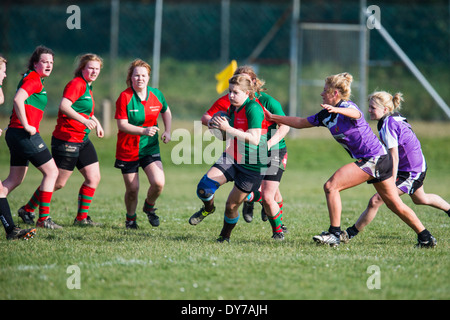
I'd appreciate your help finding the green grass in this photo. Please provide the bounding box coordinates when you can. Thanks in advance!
[0,120,449,300]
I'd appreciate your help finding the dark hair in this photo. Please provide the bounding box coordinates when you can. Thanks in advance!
[27,45,54,71]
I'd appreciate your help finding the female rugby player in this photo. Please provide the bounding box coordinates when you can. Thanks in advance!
[3,46,61,229]
[266,72,436,248]
[342,91,450,242]
[114,59,172,229]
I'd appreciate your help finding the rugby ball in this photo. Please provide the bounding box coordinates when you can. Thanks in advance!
[209,111,230,140]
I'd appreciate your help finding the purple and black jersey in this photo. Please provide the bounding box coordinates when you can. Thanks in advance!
[307,100,386,159]
[377,113,426,173]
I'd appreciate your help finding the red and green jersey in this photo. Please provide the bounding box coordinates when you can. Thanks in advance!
[9,70,47,132]
[207,93,285,151]
[256,92,287,151]
[115,86,168,162]
[226,97,268,172]
[52,76,95,142]
[206,94,229,117]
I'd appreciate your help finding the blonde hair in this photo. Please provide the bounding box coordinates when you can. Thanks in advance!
[368,91,404,113]
[325,72,353,100]
[126,59,151,87]
[74,53,103,78]
[0,56,6,67]
[229,74,256,100]
[233,65,266,94]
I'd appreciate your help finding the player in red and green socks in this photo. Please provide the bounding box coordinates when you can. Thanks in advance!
[3,46,62,229]
[52,53,104,225]
[19,54,104,226]
[114,59,172,229]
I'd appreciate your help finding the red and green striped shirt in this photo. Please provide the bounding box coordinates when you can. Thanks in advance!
[115,86,168,162]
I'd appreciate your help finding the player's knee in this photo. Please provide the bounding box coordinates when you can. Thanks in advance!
[196,174,220,201]
[369,193,384,208]
[323,180,334,194]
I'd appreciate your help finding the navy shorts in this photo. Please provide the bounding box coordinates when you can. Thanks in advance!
[5,127,53,167]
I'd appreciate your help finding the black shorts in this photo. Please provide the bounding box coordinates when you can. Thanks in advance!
[355,153,392,184]
[396,170,426,195]
[213,152,264,193]
[114,154,162,174]
[52,137,98,171]
[5,127,53,167]
[263,147,287,182]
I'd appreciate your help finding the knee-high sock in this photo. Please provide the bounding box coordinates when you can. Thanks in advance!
[0,198,15,234]
[77,184,96,221]
[38,190,53,221]
[268,209,283,234]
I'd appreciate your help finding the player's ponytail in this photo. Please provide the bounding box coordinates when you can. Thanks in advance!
[368,90,403,114]
[392,92,404,111]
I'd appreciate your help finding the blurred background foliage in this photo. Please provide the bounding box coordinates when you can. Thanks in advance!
[0,0,448,121]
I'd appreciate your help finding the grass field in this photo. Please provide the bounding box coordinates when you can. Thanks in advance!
[0,119,449,301]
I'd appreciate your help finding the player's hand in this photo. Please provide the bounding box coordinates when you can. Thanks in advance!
[161,131,171,143]
[24,124,37,136]
[212,116,230,131]
[321,104,337,113]
[83,119,97,130]
[143,126,159,136]
[264,108,274,121]
[96,126,105,138]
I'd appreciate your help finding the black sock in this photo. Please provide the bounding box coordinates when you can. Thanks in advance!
[328,225,341,237]
[346,224,359,239]
[220,221,236,239]
[446,209,450,217]
[417,229,431,242]
[0,198,15,234]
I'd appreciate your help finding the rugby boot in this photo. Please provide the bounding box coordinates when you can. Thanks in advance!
[36,217,63,229]
[125,220,138,229]
[216,235,230,243]
[73,216,102,226]
[272,232,285,241]
[6,227,36,240]
[144,208,160,227]
[189,206,215,225]
[416,235,437,248]
[18,206,35,225]
[313,231,340,247]
[242,202,254,223]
